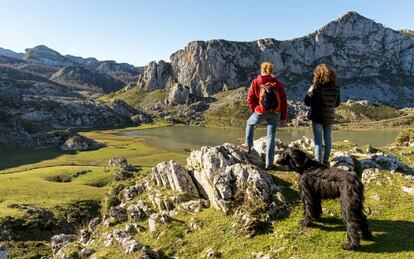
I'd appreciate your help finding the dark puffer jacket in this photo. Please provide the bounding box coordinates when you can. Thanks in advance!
[304,83,340,125]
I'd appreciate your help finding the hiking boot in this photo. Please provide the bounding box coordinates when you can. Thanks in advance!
[239,144,251,154]
[265,164,278,171]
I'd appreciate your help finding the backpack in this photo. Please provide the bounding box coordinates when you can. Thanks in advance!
[259,83,281,112]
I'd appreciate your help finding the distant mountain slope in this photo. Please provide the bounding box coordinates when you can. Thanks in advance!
[130,11,414,107]
[0,45,143,93]
[50,66,125,93]
[401,29,414,39]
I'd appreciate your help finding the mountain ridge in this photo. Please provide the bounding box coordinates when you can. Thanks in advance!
[127,11,414,107]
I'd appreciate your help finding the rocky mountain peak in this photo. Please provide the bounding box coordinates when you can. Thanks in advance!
[24,45,74,67]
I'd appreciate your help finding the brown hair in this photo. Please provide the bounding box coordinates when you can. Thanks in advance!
[312,64,336,85]
[261,61,273,74]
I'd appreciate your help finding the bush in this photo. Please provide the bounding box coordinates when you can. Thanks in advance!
[396,128,414,146]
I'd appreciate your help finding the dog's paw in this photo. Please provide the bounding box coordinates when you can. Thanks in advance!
[362,231,374,241]
[342,243,359,250]
[299,219,315,227]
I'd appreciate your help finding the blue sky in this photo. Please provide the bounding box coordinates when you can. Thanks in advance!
[0,0,413,66]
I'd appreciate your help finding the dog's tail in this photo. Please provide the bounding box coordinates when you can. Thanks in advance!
[363,207,372,216]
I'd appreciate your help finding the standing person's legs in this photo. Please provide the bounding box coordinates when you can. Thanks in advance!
[265,112,280,167]
[323,124,333,164]
[312,121,323,163]
[245,113,263,148]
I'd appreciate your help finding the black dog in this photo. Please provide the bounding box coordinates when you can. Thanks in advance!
[276,147,372,250]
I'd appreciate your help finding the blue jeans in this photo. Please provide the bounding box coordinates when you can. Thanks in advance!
[245,112,280,166]
[312,121,332,163]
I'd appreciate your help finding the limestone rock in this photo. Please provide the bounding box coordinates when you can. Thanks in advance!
[124,184,145,201]
[148,160,199,197]
[188,144,285,218]
[253,137,285,162]
[402,186,414,196]
[108,157,128,167]
[136,60,175,92]
[176,199,209,213]
[51,234,77,255]
[167,83,190,105]
[88,217,100,231]
[127,200,151,221]
[148,211,171,232]
[362,169,381,185]
[288,136,315,151]
[59,134,104,151]
[109,206,128,223]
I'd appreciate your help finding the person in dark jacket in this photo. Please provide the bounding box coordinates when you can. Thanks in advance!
[304,64,340,165]
[240,62,288,169]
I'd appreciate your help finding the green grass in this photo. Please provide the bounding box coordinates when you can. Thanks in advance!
[204,100,251,128]
[0,126,187,218]
[100,87,166,108]
[337,103,403,122]
[81,166,414,258]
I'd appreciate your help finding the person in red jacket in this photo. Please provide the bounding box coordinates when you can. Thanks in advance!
[240,62,288,169]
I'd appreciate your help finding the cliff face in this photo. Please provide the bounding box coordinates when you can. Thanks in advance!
[135,12,414,107]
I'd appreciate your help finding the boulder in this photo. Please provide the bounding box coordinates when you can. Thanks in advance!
[127,200,151,221]
[176,199,209,213]
[108,157,128,167]
[51,234,77,255]
[148,211,171,232]
[124,184,145,201]
[402,186,414,196]
[109,206,128,223]
[167,83,190,105]
[361,168,380,185]
[147,160,199,197]
[252,137,285,162]
[288,136,315,151]
[187,144,284,214]
[59,134,104,151]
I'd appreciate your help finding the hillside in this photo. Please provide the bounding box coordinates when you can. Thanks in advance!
[2,127,411,258]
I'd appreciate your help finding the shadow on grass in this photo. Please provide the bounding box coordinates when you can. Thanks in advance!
[312,217,414,253]
[0,144,67,171]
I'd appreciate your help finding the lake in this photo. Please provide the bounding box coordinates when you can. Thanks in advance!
[120,126,402,150]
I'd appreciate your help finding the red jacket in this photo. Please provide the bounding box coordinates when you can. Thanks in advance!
[247,74,288,121]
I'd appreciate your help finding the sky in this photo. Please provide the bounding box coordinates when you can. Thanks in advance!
[0,0,413,66]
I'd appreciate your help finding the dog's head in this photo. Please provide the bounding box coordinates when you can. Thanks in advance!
[276,147,310,173]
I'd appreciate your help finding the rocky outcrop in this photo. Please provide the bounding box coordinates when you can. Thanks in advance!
[24,45,75,67]
[19,129,104,151]
[147,160,199,197]
[50,66,125,93]
[51,234,77,255]
[59,134,104,151]
[167,83,190,105]
[136,61,175,92]
[133,12,414,107]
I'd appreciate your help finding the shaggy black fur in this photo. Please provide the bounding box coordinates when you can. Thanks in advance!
[276,147,373,250]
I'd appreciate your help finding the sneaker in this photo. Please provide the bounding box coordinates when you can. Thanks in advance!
[239,144,251,154]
